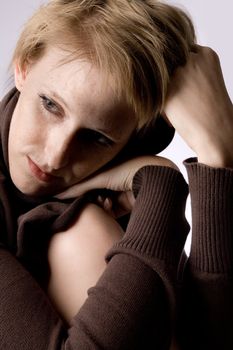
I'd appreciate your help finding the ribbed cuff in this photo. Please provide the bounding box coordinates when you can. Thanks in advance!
[184,158,233,274]
[106,165,189,269]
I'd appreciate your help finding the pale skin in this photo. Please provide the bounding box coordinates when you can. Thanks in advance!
[47,203,125,324]
[47,45,233,328]
[11,45,177,323]
[164,46,233,168]
[47,156,177,324]
[10,46,139,197]
[11,43,233,330]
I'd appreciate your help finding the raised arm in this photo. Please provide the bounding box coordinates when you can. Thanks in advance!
[164,45,233,349]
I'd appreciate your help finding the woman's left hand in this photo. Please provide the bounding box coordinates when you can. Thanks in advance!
[164,45,233,168]
[55,155,178,217]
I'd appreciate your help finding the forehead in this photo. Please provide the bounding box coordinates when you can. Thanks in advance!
[24,47,137,136]
[30,47,114,104]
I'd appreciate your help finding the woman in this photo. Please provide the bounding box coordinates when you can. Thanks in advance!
[0,0,232,349]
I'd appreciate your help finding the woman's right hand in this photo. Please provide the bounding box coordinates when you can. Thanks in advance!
[55,155,179,217]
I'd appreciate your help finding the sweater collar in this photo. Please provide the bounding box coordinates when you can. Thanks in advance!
[0,87,20,175]
[0,87,54,205]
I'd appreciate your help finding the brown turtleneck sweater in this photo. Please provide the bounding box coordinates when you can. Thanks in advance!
[0,89,232,349]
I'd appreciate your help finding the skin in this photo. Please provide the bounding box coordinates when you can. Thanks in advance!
[9,46,138,197]
[10,44,177,325]
[164,46,233,168]
[13,43,232,338]
[48,46,233,330]
[56,46,233,203]
[48,202,125,324]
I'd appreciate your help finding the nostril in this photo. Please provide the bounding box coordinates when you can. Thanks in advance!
[45,129,75,170]
[46,150,69,171]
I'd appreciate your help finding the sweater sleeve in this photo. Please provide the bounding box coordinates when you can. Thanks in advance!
[0,165,189,350]
[176,158,233,350]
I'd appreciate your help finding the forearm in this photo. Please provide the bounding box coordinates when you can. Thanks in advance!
[185,159,233,273]
[163,45,233,349]
[176,159,233,350]
[52,164,189,348]
[71,253,171,350]
[0,247,62,350]
[0,240,170,350]
[0,165,189,349]
[107,165,190,330]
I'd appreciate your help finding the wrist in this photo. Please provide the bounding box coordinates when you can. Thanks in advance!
[197,105,233,168]
[198,149,233,169]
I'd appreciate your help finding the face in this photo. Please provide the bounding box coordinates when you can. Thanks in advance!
[9,47,137,197]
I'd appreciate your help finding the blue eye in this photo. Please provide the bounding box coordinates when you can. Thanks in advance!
[39,95,60,115]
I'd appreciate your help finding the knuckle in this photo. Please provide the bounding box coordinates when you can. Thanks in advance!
[202,46,220,61]
[159,157,179,171]
[165,160,179,171]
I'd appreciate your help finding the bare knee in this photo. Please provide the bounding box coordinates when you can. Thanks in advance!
[47,203,124,324]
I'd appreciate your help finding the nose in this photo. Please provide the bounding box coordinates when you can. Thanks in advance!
[45,128,73,171]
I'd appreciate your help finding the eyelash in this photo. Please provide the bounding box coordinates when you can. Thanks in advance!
[87,130,114,147]
[38,94,114,148]
[39,94,61,116]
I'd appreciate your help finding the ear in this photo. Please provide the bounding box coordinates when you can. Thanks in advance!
[14,61,28,92]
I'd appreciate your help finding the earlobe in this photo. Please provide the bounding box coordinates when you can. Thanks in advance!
[14,61,28,91]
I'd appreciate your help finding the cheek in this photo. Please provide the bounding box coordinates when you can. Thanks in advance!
[11,100,46,148]
[71,146,119,182]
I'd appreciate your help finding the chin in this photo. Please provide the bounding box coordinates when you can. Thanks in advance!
[11,176,56,198]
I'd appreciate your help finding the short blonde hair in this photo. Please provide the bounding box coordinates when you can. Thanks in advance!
[12,0,196,128]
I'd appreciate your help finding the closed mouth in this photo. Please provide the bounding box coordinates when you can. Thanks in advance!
[27,156,59,183]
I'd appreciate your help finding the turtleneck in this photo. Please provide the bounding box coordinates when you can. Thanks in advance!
[0,88,93,286]
[0,87,19,176]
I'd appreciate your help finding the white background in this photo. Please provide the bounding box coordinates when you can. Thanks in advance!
[0,1,232,253]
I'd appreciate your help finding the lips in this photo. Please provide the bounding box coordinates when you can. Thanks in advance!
[27,157,58,183]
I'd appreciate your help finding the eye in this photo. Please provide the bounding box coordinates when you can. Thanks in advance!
[82,129,114,147]
[39,94,61,116]
[94,132,114,147]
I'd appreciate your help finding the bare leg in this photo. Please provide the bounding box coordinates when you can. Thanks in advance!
[47,203,124,325]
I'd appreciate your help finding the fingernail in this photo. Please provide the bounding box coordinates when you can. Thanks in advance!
[97,195,104,203]
[54,194,64,199]
[104,198,112,211]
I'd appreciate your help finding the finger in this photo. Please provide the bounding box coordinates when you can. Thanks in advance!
[108,191,135,219]
[55,164,119,199]
[55,175,103,199]
[96,196,115,216]
[103,197,113,212]
[116,191,135,213]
